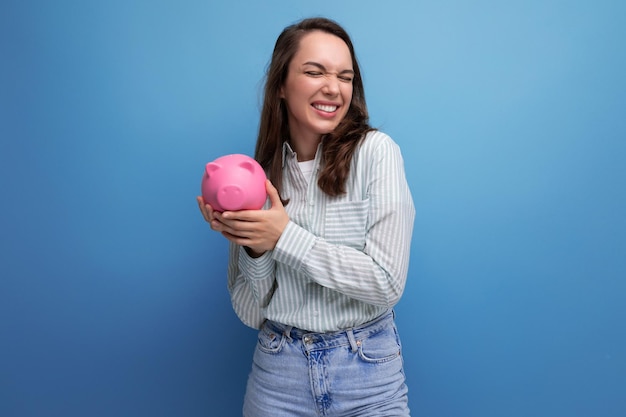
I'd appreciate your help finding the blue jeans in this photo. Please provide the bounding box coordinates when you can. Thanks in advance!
[243,310,410,416]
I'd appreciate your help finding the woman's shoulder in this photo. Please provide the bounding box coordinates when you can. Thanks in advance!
[359,130,401,155]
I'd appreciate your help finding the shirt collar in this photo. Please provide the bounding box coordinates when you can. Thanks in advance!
[281,141,324,167]
[281,141,295,168]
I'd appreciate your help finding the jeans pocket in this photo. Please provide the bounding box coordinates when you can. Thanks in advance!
[358,325,402,364]
[256,325,287,354]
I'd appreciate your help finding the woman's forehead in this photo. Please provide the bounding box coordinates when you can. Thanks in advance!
[293,31,352,68]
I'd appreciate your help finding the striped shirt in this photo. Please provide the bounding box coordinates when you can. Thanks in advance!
[227,130,415,332]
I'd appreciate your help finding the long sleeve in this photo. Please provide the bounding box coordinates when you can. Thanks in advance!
[226,242,276,329]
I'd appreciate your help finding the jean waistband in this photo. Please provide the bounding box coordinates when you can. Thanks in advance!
[264,309,395,352]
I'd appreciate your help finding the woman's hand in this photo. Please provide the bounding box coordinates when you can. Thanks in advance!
[197,180,289,256]
[197,196,214,223]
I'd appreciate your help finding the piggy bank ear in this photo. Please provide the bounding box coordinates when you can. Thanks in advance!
[239,161,255,174]
[205,162,220,177]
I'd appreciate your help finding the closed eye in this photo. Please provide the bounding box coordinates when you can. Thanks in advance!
[304,71,353,83]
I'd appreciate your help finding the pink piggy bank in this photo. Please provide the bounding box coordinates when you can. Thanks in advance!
[201,154,267,212]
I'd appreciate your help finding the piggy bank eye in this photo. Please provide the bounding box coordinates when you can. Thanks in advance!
[205,162,221,176]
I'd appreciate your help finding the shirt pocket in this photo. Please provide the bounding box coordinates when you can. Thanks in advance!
[324,198,369,250]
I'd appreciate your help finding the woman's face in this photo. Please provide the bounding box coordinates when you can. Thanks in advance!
[280,30,354,146]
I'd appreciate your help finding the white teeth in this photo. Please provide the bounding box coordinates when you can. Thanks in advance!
[313,104,338,112]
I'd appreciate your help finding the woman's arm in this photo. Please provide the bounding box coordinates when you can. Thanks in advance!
[226,242,276,329]
[199,182,288,329]
[273,133,415,307]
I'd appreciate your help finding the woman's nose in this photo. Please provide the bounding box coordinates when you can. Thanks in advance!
[322,75,340,96]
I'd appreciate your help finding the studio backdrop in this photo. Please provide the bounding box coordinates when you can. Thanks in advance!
[1,1,624,416]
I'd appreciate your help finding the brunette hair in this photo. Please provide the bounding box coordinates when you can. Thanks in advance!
[255,17,373,198]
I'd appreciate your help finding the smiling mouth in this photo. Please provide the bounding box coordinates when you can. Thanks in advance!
[313,104,338,113]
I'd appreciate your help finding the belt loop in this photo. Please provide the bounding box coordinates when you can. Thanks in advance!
[283,326,293,342]
[346,328,359,353]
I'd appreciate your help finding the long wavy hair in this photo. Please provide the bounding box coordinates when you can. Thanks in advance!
[255,17,373,199]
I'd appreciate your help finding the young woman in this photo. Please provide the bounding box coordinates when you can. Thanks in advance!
[198,17,415,417]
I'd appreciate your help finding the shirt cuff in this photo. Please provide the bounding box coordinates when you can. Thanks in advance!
[273,221,316,271]
[238,247,274,281]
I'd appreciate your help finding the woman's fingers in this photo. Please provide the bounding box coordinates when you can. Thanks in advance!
[197,196,211,222]
[265,179,284,210]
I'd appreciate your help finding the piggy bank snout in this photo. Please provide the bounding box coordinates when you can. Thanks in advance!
[216,184,246,211]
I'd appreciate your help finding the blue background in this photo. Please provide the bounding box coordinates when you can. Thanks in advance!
[1,1,625,416]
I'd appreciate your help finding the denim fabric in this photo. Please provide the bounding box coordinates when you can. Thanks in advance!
[243,310,410,417]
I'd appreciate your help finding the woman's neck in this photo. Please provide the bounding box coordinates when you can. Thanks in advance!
[290,135,321,162]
